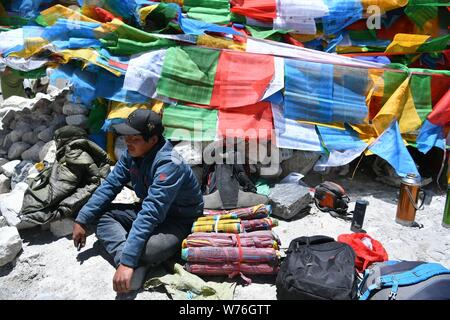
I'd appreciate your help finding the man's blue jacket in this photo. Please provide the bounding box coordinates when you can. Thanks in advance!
[75,139,204,268]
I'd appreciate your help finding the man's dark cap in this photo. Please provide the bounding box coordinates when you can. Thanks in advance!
[112,109,164,140]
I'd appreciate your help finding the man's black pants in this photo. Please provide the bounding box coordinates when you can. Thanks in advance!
[96,203,192,268]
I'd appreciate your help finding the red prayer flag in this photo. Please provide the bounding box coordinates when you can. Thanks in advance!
[430,72,450,106]
[218,101,274,140]
[230,0,276,23]
[428,90,450,127]
[94,7,121,23]
[210,51,274,109]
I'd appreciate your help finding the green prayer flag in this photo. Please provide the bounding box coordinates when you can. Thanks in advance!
[381,71,408,106]
[142,3,178,33]
[418,34,450,53]
[102,37,176,55]
[183,0,230,24]
[229,12,246,24]
[0,16,29,28]
[162,104,218,141]
[183,0,229,11]
[114,21,160,42]
[407,0,450,6]
[404,5,438,28]
[246,25,290,40]
[348,29,378,41]
[410,74,432,122]
[157,46,220,105]
[187,10,231,25]
[88,99,108,133]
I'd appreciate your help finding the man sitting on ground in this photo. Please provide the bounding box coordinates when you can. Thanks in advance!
[72,109,203,293]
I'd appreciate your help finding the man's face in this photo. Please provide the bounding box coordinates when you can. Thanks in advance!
[124,135,156,158]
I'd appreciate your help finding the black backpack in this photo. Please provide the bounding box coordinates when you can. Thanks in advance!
[276,235,358,300]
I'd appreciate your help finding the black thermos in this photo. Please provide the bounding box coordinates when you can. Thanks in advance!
[351,199,369,233]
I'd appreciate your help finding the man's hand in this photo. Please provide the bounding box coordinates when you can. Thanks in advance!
[72,222,87,250]
[113,264,134,293]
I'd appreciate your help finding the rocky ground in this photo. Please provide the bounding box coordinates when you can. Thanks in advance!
[0,172,448,300]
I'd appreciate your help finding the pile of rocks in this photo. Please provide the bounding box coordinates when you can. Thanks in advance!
[0,88,68,163]
[62,101,89,128]
[0,88,91,196]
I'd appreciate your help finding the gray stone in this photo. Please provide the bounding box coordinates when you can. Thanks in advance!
[21,131,39,145]
[2,134,13,151]
[14,120,32,131]
[21,142,45,162]
[34,113,52,124]
[26,116,44,130]
[33,100,53,115]
[1,110,16,129]
[62,102,89,116]
[50,100,64,114]
[7,128,29,144]
[33,125,47,135]
[1,160,21,177]
[50,218,75,238]
[49,114,67,128]
[0,135,5,148]
[65,114,88,127]
[0,226,22,266]
[8,119,16,130]
[8,142,31,160]
[37,126,55,143]
[269,183,313,220]
[0,174,11,194]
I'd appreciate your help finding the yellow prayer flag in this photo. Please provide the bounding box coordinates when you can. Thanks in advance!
[39,4,98,26]
[197,34,246,51]
[350,124,377,145]
[366,69,385,105]
[93,18,123,38]
[58,48,122,76]
[361,0,407,12]
[298,121,345,130]
[107,101,160,119]
[385,33,430,54]
[372,76,422,135]
[8,37,49,59]
[139,5,160,25]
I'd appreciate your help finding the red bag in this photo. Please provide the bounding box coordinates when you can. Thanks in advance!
[337,233,388,273]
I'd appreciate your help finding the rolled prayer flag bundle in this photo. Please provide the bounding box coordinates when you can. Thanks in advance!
[185,262,279,276]
[181,247,279,264]
[191,217,278,233]
[182,231,281,249]
[203,204,271,220]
